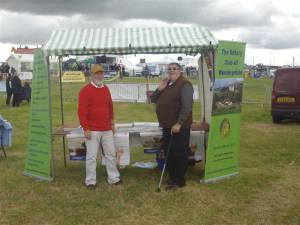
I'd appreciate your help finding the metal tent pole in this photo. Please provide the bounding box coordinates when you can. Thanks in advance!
[200,53,206,123]
[46,56,55,179]
[58,56,67,167]
[211,47,216,86]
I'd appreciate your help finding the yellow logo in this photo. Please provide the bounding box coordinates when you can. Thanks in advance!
[220,118,230,138]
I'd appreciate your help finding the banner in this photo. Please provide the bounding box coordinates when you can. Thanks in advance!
[204,40,246,183]
[62,71,85,83]
[215,40,246,79]
[24,49,53,181]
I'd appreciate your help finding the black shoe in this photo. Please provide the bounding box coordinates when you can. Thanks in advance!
[165,184,180,191]
[165,181,186,191]
[177,181,186,187]
[86,184,96,190]
[166,179,175,185]
[112,180,123,185]
[168,179,186,187]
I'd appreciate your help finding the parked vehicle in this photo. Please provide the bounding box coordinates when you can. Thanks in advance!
[133,66,143,76]
[271,68,300,123]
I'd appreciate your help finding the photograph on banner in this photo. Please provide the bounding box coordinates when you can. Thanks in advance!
[212,78,244,116]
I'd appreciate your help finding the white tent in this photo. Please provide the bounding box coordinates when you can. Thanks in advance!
[6,54,58,80]
[6,54,33,80]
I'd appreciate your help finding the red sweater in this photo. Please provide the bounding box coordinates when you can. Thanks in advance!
[78,83,113,131]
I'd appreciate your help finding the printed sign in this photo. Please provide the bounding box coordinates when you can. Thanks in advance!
[204,41,246,183]
[215,40,246,79]
[24,50,53,181]
[62,71,85,83]
[204,113,241,182]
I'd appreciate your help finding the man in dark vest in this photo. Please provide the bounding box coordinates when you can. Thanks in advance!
[151,62,193,190]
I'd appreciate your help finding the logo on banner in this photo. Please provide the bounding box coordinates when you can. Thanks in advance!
[220,118,230,138]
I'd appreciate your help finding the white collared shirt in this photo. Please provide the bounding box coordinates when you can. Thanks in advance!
[91,81,104,88]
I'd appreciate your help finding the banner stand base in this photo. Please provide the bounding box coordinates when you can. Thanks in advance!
[24,171,53,182]
[202,172,239,183]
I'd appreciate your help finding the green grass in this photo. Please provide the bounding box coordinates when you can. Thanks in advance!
[0,78,299,225]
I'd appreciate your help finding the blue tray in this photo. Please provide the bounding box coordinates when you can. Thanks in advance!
[144,148,160,154]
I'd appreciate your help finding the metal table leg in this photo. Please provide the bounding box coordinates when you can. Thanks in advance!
[62,136,66,167]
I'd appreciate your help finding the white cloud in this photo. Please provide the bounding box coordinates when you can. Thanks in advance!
[0,0,300,65]
[245,48,300,66]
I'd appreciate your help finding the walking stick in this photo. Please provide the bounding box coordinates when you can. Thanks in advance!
[156,134,173,192]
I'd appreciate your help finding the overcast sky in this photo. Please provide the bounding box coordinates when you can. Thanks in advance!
[1,0,300,65]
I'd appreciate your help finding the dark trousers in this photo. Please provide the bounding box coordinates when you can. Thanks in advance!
[6,90,12,106]
[162,127,190,185]
[12,93,20,107]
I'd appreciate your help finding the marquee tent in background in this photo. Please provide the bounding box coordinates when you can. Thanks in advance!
[24,26,245,183]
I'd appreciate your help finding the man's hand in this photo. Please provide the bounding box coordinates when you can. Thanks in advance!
[199,121,209,132]
[171,123,181,134]
[158,78,169,91]
[84,130,91,140]
[112,125,116,135]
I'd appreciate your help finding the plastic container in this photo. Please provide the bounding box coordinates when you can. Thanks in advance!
[156,157,165,171]
[140,131,162,148]
[143,148,160,154]
[66,133,86,160]
[0,120,12,147]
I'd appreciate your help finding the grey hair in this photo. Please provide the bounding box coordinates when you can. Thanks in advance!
[168,62,182,70]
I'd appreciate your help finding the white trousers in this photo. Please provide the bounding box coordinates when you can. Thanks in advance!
[85,131,120,185]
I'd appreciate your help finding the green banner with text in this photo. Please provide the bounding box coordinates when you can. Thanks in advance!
[215,40,246,79]
[204,41,245,182]
[24,50,53,181]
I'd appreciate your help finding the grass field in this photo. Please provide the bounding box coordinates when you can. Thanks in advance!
[0,78,299,225]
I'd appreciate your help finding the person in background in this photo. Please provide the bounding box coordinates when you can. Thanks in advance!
[142,64,150,78]
[10,67,16,75]
[5,73,12,106]
[11,74,22,107]
[121,66,125,80]
[151,62,194,191]
[20,82,31,104]
[78,64,122,190]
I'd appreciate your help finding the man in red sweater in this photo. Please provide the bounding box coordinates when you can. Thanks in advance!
[78,64,121,190]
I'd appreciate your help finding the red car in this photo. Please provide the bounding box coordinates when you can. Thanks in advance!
[271,68,300,123]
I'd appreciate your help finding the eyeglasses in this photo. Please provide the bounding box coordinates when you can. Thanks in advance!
[167,67,179,71]
[94,71,104,74]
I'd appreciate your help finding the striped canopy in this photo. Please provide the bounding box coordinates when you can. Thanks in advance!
[43,26,217,56]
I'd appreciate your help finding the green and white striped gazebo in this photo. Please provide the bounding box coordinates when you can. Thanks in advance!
[42,26,217,168]
[43,26,217,56]
[26,25,245,182]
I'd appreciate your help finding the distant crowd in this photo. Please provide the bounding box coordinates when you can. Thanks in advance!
[0,62,31,107]
[5,73,31,107]
[0,63,31,107]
